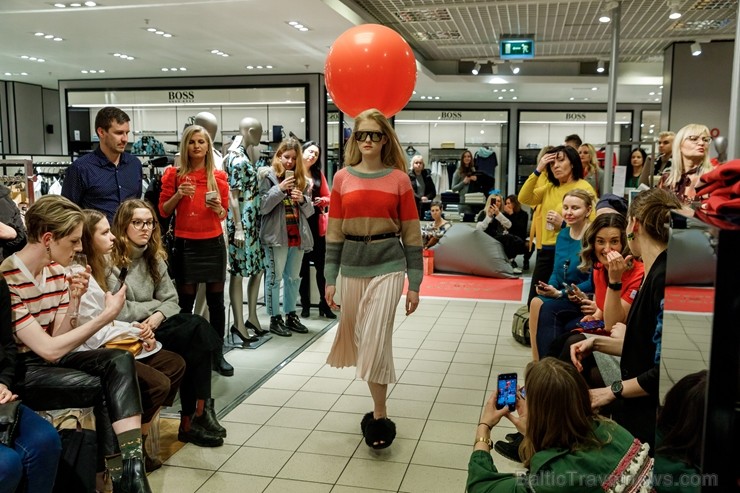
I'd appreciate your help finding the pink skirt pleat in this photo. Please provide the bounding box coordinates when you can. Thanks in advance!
[326,271,404,385]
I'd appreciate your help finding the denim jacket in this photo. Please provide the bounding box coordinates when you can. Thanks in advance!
[258,167,314,251]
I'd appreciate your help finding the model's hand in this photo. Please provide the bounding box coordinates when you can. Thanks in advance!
[325,285,337,309]
[234,229,245,247]
[570,337,596,372]
[405,290,419,315]
[589,387,616,410]
[0,383,18,404]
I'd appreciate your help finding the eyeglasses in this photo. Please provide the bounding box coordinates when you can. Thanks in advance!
[685,135,711,144]
[354,131,385,142]
[131,220,156,230]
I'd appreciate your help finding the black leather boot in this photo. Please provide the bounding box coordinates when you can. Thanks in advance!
[199,398,227,438]
[269,315,291,337]
[111,457,152,493]
[212,350,234,377]
[318,301,337,319]
[285,312,309,333]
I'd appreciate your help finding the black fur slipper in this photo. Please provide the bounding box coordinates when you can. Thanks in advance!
[360,411,374,435]
[363,416,396,449]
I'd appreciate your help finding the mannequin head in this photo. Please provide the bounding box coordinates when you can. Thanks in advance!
[194,111,218,141]
[713,135,727,160]
[239,117,263,147]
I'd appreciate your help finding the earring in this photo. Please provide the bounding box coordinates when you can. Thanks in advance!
[626,232,635,240]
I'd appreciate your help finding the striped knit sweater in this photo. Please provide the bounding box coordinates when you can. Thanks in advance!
[325,167,423,292]
[1,254,69,354]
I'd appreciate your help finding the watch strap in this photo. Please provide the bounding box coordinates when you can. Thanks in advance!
[608,281,623,290]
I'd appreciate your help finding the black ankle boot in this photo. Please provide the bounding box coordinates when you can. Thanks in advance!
[269,315,291,337]
[318,301,337,319]
[199,398,227,438]
[111,457,152,493]
[300,305,311,318]
[212,350,234,377]
[285,312,309,333]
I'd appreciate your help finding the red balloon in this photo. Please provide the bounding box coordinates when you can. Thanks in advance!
[325,24,417,118]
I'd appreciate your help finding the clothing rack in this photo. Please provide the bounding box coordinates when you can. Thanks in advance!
[0,159,36,205]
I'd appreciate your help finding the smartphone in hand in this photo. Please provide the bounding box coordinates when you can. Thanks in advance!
[496,373,518,411]
[285,170,294,180]
[576,320,606,331]
[205,190,218,203]
[112,267,128,294]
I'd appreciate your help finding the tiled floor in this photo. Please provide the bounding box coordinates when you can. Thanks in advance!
[149,297,532,492]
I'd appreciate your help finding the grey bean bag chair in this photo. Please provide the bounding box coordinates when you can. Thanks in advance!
[430,224,518,279]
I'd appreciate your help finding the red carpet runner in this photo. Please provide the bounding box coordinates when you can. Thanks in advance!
[406,274,524,302]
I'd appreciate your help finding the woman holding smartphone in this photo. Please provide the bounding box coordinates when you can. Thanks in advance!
[298,140,335,319]
[325,108,423,450]
[159,125,232,376]
[467,358,653,492]
[259,137,314,337]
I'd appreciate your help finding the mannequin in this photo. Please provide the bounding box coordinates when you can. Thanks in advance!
[192,111,223,320]
[226,117,268,343]
[713,136,727,164]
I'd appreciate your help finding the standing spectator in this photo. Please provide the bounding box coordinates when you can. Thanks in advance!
[658,124,713,205]
[653,131,675,175]
[518,145,596,306]
[578,144,604,196]
[408,154,436,219]
[299,141,335,319]
[159,125,232,376]
[325,108,423,450]
[62,107,142,222]
[259,137,314,336]
[564,134,583,149]
[626,148,647,189]
[0,184,26,263]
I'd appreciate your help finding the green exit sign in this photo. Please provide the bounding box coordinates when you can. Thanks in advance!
[499,39,535,60]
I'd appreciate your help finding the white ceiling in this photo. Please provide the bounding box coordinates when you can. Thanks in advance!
[0,0,736,104]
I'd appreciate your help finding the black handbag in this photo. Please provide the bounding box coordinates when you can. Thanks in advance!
[53,415,97,493]
[0,399,21,447]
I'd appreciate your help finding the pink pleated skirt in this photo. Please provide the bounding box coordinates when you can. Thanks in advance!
[326,271,405,385]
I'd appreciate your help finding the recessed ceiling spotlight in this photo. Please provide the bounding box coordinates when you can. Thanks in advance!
[70,2,82,6]
[497,96,503,100]
[179,67,186,71]
[493,89,499,93]
[512,96,518,100]
[147,28,156,32]
[420,96,427,99]
[286,20,311,32]
[44,35,54,39]
[569,97,575,101]
[434,96,440,100]
[54,3,66,7]
[591,87,598,91]
[34,32,44,36]
[649,92,655,95]
[246,65,254,69]
[584,98,589,101]
[20,72,27,76]
[510,62,521,74]
[85,1,97,6]
[211,49,231,57]
[155,30,164,35]
[163,33,172,38]
[81,70,88,74]
[53,37,63,41]
[266,65,273,69]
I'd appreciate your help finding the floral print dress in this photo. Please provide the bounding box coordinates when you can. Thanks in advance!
[226,145,265,277]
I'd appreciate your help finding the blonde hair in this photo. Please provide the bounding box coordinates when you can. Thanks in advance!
[25,195,83,243]
[579,143,599,172]
[665,123,712,187]
[563,188,595,212]
[178,125,217,193]
[344,108,406,172]
[483,193,503,210]
[271,137,307,191]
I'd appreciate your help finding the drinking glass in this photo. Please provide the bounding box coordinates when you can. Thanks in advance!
[67,253,87,320]
[183,176,197,216]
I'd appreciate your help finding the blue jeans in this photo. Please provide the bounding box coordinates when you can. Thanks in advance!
[0,404,61,493]
[264,246,304,316]
[536,297,582,358]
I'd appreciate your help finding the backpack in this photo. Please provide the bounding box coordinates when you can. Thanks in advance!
[511,305,531,346]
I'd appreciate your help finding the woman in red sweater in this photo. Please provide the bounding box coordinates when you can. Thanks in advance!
[159,125,232,376]
[325,108,423,450]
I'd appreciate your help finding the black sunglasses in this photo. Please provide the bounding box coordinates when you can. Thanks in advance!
[354,131,385,142]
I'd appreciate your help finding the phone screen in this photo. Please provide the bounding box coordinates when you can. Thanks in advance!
[496,373,518,411]
[113,267,128,294]
[285,170,294,179]
[577,320,605,331]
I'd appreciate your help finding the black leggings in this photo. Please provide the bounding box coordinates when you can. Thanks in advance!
[300,234,327,307]
[178,282,225,340]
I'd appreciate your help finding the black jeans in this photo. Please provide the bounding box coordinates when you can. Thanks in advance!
[527,247,556,307]
[18,348,143,467]
[300,234,327,309]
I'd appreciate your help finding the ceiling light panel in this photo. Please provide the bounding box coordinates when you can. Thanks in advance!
[145,27,174,38]
[210,49,230,57]
[112,53,135,60]
[34,32,64,41]
[286,21,311,32]
[20,55,45,62]
[395,8,451,22]
[54,1,97,7]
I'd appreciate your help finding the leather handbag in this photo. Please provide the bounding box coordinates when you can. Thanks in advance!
[53,415,97,493]
[104,336,144,357]
[0,399,21,446]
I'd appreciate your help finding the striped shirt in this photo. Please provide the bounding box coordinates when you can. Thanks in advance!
[325,167,423,291]
[0,254,69,354]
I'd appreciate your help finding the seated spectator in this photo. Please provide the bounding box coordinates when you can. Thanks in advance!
[0,195,151,492]
[422,201,451,249]
[537,213,644,360]
[79,209,186,471]
[504,195,531,270]
[110,199,226,448]
[475,194,527,273]
[0,276,61,493]
[408,155,436,219]
[570,188,682,449]
[528,189,594,361]
[654,370,706,493]
[0,183,26,264]
[467,358,653,493]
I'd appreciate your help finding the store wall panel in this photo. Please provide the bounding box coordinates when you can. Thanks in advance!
[465,123,503,147]
[268,105,306,141]
[131,107,178,141]
[395,121,428,147]
[42,88,62,154]
[519,123,548,148]
[222,107,269,142]
[10,82,44,154]
[429,122,464,148]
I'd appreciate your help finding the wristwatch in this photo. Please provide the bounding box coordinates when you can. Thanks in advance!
[608,281,623,290]
[610,380,624,399]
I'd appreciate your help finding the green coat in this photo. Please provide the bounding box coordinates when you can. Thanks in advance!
[467,421,653,493]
